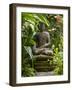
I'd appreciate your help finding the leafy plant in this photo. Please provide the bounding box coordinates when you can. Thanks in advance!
[21,13,63,76]
[22,64,36,77]
[22,46,36,77]
[53,48,63,75]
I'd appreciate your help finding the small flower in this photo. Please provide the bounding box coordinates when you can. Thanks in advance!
[55,15,62,24]
[52,28,56,31]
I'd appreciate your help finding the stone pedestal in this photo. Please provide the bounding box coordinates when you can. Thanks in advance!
[33,53,54,72]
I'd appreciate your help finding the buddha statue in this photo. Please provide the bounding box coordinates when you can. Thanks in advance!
[32,23,53,59]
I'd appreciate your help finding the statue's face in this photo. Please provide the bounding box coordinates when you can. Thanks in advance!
[39,23,45,32]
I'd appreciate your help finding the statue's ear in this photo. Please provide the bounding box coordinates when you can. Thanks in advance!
[33,34,37,41]
[38,22,41,30]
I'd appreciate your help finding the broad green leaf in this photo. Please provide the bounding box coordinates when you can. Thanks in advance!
[24,46,33,59]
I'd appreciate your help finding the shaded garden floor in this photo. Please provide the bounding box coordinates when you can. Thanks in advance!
[35,71,55,76]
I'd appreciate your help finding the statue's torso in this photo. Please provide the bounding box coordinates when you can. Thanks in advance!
[34,31,49,48]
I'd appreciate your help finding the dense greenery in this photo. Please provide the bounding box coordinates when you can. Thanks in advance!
[21,13,63,76]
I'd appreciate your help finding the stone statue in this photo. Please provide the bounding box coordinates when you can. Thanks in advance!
[32,23,53,59]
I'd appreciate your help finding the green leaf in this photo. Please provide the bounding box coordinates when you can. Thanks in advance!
[34,14,49,27]
[24,46,33,59]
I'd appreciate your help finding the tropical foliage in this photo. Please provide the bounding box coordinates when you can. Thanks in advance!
[21,12,63,76]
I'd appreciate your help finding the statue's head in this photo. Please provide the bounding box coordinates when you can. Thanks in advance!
[39,22,46,32]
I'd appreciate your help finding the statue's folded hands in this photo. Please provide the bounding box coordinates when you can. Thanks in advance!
[39,43,50,48]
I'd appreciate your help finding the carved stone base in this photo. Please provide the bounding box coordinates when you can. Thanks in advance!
[33,54,53,60]
[33,54,54,72]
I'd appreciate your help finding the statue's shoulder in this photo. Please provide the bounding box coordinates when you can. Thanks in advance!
[33,32,40,40]
[34,32,39,37]
[43,31,49,35]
